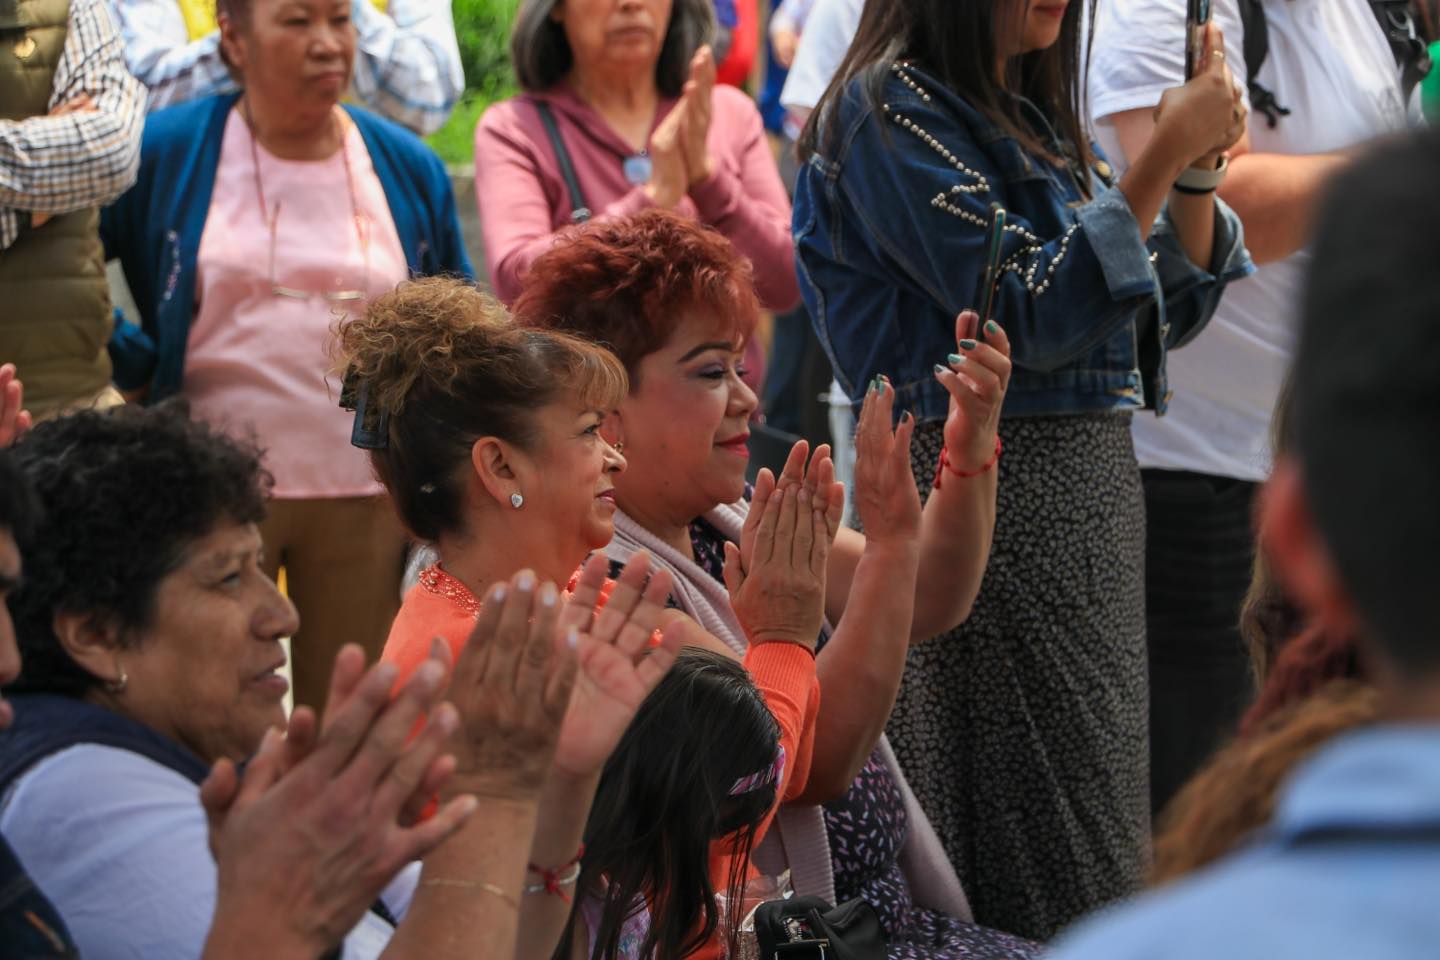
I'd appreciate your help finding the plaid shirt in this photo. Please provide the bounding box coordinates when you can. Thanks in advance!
[111,0,463,135]
[0,0,146,252]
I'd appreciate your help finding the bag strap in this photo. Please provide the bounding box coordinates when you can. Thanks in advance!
[535,100,592,224]
[1238,0,1291,128]
[1369,0,1433,106]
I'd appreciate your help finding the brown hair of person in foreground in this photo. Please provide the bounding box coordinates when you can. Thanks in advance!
[1150,680,1380,886]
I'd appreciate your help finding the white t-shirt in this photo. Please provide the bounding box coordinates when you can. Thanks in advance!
[780,0,863,112]
[0,743,419,960]
[1088,0,1418,481]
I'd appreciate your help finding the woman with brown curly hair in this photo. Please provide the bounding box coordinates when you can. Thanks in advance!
[333,276,834,959]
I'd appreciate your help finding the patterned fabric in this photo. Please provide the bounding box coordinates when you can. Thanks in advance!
[0,0,145,251]
[885,416,1148,941]
[678,509,1040,959]
[108,0,463,135]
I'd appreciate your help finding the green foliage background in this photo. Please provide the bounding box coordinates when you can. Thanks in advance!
[427,0,523,166]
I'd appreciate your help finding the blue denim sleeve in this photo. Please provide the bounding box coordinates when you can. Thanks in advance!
[1148,195,1254,349]
[833,96,1159,373]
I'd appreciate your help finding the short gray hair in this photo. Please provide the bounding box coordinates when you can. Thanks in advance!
[511,0,717,97]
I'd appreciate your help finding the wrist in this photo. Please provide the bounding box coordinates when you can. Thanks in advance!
[687,156,716,188]
[934,436,1002,489]
[203,904,328,960]
[643,181,681,209]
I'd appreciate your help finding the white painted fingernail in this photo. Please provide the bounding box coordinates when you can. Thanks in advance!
[566,626,579,650]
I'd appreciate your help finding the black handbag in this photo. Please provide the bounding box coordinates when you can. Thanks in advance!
[753,896,887,960]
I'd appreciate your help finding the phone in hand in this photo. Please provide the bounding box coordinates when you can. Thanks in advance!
[1185,0,1212,80]
[976,202,1007,337]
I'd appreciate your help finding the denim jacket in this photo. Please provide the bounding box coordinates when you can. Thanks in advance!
[793,62,1254,420]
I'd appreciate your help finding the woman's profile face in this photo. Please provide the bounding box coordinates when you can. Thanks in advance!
[509,394,628,561]
[1000,0,1070,58]
[552,0,675,79]
[614,311,757,523]
[222,0,356,117]
[113,522,299,763]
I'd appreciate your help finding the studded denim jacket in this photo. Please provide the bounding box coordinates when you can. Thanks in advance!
[792,62,1254,420]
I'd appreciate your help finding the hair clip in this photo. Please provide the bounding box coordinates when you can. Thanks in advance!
[729,746,786,797]
[347,378,390,451]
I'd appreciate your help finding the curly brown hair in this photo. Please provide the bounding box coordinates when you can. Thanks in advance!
[513,210,759,382]
[334,277,627,541]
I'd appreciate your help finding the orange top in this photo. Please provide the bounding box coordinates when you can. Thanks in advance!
[380,564,624,686]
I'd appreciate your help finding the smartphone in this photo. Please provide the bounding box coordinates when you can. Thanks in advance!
[976,202,1007,336]
[1185,0,1212,80]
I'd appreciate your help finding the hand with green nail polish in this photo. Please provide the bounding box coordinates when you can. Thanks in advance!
[935,311,1014,474]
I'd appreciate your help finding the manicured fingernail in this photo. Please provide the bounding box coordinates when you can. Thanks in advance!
[985,320,1000,335]
[959,339,978,351]
[903,411,914,424]
[565,626,579,650]
[539,583,558,607]
[948,353,965,365]
[516,571,536,592]
[416,659,444,690]
[456,794,479,817]
[934,363,948,376]
[434,705,458,734]
[868,377,878,395]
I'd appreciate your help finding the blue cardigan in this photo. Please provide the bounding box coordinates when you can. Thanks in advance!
[102,93,475,400]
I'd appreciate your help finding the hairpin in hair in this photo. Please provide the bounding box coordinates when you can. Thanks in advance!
[340,366,390,451]
[729,745,786,797]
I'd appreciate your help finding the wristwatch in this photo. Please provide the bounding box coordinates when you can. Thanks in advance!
[1173,154,1229,194]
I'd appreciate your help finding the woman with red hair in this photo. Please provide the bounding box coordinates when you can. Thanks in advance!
[517,211,1036,959]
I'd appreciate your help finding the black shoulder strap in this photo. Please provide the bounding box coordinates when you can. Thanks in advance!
[535,101,592,225]
[1238,0,1292,128]
[1370,0,1433,106]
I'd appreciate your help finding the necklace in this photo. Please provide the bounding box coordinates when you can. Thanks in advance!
[242,98,371,302]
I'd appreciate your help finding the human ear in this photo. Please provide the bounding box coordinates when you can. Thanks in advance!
[470,436,526,509]
[51,611,126,689]
[1260,456,1361,639]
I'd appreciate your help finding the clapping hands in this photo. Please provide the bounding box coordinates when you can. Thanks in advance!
[646,45,718,208]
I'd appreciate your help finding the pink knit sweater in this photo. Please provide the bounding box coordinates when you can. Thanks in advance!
[473,83,800,312]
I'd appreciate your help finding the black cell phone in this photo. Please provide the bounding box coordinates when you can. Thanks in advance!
[1185,0,1212,80]
[976,202,1007,336]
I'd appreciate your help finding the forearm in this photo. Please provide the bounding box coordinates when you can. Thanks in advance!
[514,770,599,960]
[910,467,996,640]
[1117,136,1188,248]
[1219,151,1349,264]
[1166,183,1217,272]
[382,798,540,960]
[800,541,920,804]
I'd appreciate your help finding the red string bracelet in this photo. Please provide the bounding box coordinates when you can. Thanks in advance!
[934,435,1002,489]
[525,844,585,903]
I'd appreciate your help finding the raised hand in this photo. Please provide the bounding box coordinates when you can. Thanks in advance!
[740,441,844,579]
[442,569,579,799]
[935,310,1012,473]
[1154,22,1246,170]
[647,98,690,209]
[852,376,921,545]
[0,364,33,448]
[679,44,717,187]
[723,476,830,651]
[199,646,476,958]
[548,552,685,780]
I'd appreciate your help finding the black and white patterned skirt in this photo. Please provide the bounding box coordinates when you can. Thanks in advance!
[886,413,1148,942]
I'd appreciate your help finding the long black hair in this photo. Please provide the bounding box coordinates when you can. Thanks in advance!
[561,647,782,959]
[799,0,1096,176]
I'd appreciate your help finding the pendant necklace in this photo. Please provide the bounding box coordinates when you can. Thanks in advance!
[622,151,653,185]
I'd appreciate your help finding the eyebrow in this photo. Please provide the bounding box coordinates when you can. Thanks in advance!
[676,341,738,364]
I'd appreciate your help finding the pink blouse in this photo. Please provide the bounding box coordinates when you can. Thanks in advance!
[188,109,409,499]
[473,83,799,312]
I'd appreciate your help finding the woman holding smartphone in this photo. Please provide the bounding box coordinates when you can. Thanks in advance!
[793,0,1250,941]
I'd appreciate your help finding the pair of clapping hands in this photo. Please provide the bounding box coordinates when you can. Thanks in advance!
[198,553,683,958]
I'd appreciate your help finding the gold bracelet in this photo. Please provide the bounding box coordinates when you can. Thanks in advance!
[421,877,519,911]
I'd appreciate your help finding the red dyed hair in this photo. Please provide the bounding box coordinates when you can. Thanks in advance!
[512,210,760,381]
